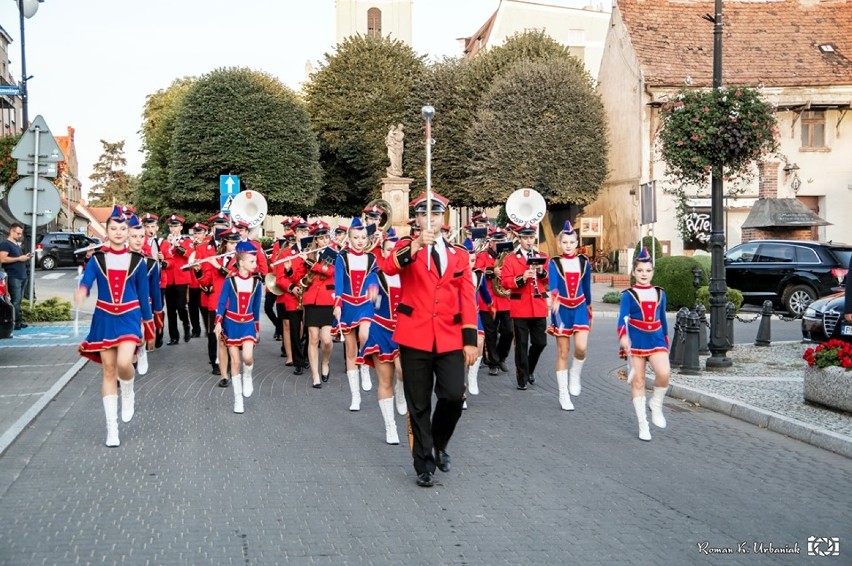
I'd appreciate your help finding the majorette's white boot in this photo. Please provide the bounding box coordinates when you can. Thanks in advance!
[556,370,574,411]
[633,395,651,441]
[136,346,149,376]
[378,398,400,445]
[648,386,668,428]
[347,370,361,411]
[568,358,585,396]
[232,374,244,414]
[467,356,482,395]
[360,364,372,392]
[242,364,254,398]
[103,395,120,447]
[120,377,135,423]
[394,377,407,415]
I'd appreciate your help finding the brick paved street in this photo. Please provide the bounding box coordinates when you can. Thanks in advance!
[1,315,850,565]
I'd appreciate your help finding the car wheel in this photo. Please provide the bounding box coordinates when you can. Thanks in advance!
[782,284,816,318]
[40,255,57,270]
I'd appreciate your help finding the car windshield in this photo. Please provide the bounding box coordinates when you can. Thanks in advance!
[833,249,852,268]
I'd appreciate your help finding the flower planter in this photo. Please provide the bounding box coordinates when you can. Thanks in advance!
[803,366,852,413]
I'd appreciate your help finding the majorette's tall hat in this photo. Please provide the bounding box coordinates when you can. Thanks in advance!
[635,247,653,263]
[561,220,576,235]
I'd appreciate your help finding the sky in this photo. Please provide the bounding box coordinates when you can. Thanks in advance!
[0,0,599,199]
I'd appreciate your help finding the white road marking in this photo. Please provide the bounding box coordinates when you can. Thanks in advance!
[41,272,66,280]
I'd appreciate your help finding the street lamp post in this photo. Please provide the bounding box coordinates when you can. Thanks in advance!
[16,0,43,129]
[706,0,732,368]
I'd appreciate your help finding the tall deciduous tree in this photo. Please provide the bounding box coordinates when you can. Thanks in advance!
[0,133,21,198]
[88,140,136,206]
[468,60,608,205]
[168,67,322,218]
[305,34,425,215]
[135,77,196,215]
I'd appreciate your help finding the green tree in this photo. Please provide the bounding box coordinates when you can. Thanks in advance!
[0,133,22,198]
[88,140,135,206]
[135,77,196,215]
[168,67,322,219]
[406,30,587,206]
[468,60,607,205]
[305,34,425,214]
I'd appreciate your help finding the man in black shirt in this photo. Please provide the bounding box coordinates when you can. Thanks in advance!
[0,223,32,330]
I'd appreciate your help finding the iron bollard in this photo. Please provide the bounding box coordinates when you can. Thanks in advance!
[669,307,689,368]
[680,311,702,375]
[725,302,735,349]
[696,303,709,356]
[754,300,773,347]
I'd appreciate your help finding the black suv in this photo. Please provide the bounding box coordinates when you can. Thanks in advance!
[724,240,851,317]
[35,232,100,270]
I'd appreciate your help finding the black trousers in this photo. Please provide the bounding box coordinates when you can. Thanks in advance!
[512,317,547,385]
[399,345,465,475]
[264,290,280,335]
[187,288,202,334]
[283,308,305,368]
[164,284,189,341]
[205,309,217,364]
[481,310,514,367]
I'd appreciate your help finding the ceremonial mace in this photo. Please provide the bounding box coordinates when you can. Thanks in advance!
[421,105,435,270]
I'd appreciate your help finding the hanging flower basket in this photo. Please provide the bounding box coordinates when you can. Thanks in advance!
[658,86,779,186]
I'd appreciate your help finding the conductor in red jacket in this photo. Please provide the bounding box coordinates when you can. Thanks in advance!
[378,192,479,488]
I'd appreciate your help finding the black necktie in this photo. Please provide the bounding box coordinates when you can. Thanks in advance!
[431,245,442,277]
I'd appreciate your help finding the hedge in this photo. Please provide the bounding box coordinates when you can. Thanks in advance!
[695,285,744,312]
[22,297,72,322]
[651,256,707,311]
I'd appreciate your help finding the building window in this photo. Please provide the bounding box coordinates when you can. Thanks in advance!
[801,110,826,148]
[367,7,382,37]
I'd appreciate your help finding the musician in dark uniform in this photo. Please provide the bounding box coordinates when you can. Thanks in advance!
[378,192,478,487]
[500,223,549,390]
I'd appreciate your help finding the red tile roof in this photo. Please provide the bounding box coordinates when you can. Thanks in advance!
[618,0,852,88]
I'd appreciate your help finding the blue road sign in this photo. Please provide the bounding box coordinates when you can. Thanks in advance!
[220,194,234,213]
[219,175,240,196]
[0,85,21,97]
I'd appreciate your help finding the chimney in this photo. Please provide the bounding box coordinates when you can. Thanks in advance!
[757,160,779,199]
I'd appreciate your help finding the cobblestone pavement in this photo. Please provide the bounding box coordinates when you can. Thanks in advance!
[1,313,851,564]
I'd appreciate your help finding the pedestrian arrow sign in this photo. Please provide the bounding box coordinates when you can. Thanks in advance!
[10,115,65,163]
[221,195,234,213]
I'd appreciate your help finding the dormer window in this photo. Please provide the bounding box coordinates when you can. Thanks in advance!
[367,7,382,37]
[818,44,835,53]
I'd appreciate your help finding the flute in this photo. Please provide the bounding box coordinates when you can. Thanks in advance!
[269,244,334,267]
[181,252,235,270]
[74,242,105,255]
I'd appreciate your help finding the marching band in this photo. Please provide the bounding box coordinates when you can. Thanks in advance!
[73,188,672,485]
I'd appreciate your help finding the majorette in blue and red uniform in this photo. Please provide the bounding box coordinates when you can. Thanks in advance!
[357,232,402,367]
[332,217,376,334]
[215,242,262,347]
[79,216,155,364]
[547,221,592,337]
[617,249,669,357]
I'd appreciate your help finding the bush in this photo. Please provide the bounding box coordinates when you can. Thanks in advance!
[651,256,707,311]
[695,286,744,312]
[692,254,711,280]
[22,297,72,322]
[601,291,621,304]
[633,236,664,262]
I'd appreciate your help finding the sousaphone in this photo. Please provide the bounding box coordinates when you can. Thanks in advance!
[229,190,268,238]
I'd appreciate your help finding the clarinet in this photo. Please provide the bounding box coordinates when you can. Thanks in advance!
[527,249,542,299]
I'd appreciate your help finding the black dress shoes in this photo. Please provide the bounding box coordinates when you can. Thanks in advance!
[517,381,527,390]
[435,450,451,473]
[488,366,499,376]
[294,366,304,375]
[498,360,509,372]
[273,333,282,341]
[321,373,329,383]
[528,374,536,384]
[211,365,221,376]
[183,333,191,343]
[312,382,322,389]
[416,472,434,487]
[167,339,180,346]
[217,377,231,388]
[191,330,201,338]
[155,334,164,348]
[284,361,294,366]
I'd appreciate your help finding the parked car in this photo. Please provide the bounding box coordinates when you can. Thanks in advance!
[802,292,847,343]
[35,232,100,270]
[724,240,851,317]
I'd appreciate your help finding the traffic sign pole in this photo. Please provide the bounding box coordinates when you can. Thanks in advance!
[28,125,40,304]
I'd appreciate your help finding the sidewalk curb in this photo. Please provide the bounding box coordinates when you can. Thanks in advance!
[0,357,88,457]
[668,382,852,459]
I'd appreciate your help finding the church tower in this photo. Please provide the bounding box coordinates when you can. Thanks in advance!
[335,0,413,45]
